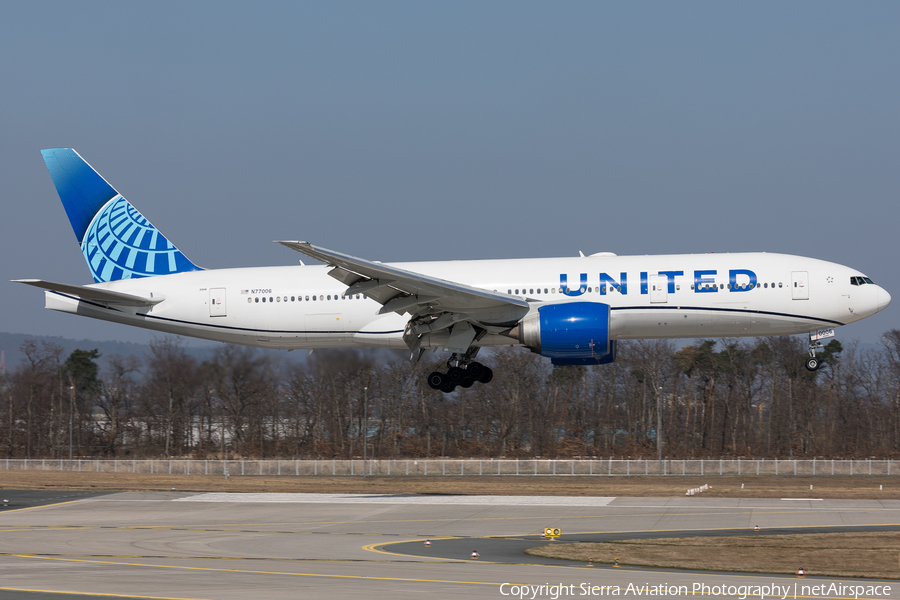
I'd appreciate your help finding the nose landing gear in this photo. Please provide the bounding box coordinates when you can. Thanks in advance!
[805,328,835,372]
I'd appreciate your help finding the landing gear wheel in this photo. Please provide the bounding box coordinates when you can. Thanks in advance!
[805,357,820,372]
[478,367,493,384]
[427,371,447,390]
[460,376,475,388]
[466,362,485,381]
[440,381,456,393]
[447,366,465,384]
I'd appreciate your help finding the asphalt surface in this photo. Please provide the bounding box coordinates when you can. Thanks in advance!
[1,493,898,600]
[0,490,113,512]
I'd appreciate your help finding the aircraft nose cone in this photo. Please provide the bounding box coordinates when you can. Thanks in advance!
[877,287,892,312]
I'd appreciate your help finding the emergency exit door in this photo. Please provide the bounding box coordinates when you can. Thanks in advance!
[209,288,227,316]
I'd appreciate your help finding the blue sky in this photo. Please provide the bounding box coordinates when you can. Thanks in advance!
[2,1,898,345]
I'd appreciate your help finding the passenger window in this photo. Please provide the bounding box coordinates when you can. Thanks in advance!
[778,283,783,288]
[291,296,295,302]
[690,284,694,290]
[544,288,548,294]
[530,289,534,294]
[313,296,317,301]
[676,285,680,291]
[508,289,512,294]
[248,298,252,303]
[515,289,519,294]
[262,297,266,303]
[276,296,281,302]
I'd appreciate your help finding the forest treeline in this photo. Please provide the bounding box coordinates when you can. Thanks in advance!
[3,331,900,460]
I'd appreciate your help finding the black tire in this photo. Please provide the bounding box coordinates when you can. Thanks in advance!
[427,371,446,390]
[805,357,820,372]
[479,367,494,384]
[460,376,475,388]
[447,366,465,383]
[466,362,485,380]
[440,381,456,393]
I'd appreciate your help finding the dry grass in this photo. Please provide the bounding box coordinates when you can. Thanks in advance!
[526,532,900,579]
[0,471,897,498]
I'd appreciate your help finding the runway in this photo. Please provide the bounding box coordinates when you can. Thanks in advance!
[0,491,898,600]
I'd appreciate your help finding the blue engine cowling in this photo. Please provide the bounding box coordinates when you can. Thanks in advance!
[515,302,617,366]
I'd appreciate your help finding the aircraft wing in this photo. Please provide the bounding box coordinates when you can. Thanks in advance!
[12,279,163,307]
[275,241,528,318]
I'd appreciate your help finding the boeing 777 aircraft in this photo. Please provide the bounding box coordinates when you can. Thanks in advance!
[16,149,891,392]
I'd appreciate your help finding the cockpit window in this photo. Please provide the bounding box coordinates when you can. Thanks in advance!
[851,276,875,286]
[864,277,875,285]
[851,277,860,286]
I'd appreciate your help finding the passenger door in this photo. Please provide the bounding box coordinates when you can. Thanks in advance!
[649,275,667,303]
[209,288,227,316]
[791,271,809,300]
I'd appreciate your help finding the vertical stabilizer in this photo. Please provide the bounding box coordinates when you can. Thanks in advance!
[41,149,201,283]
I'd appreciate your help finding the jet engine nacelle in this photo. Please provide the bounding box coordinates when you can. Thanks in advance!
[515,302,616,366]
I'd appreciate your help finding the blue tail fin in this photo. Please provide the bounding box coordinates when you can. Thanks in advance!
[41,148,202,283]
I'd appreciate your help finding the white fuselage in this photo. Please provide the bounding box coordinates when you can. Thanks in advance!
[44,252,890,350]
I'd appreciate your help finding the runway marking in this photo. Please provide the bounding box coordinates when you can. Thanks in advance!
[0,552,485,564]
[174,492,617,506]
[0,587,211,600]
[9,554,504,587]
[6,553,897,594]
[0,500,83,514]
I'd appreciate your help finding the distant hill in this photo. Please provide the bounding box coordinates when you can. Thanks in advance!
[0,332,405,375]
[0,332,220,372]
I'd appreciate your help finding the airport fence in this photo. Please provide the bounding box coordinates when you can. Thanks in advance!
[2,457,900,477]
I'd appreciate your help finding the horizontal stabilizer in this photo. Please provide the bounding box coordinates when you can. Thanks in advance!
[12,279,163,307]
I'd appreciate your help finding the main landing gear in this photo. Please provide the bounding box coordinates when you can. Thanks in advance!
[427,353,493,393]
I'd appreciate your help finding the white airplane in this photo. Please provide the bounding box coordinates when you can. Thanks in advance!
[16,149,891,392]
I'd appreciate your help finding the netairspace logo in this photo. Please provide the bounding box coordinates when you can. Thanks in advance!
[498,582,893,599]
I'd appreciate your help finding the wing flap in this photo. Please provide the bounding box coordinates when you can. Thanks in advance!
[13,279,163,307]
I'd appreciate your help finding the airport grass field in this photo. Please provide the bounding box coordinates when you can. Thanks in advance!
[0,470,897,498]
[526,532,900,580]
